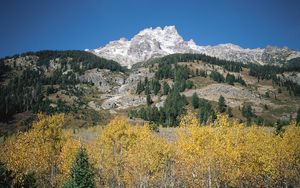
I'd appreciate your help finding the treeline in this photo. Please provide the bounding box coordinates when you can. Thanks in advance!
[23,50,127,73]
[145,53,300,95]
[0,50,126,122]
[0,59,11,81]
[249,64,300,96]
[136,77,161,95]
[131,88,188,126]
[192,93,217,124]
[0,69,44,122]
[1,113,300,187]
[154,64,193,92]
[285,57,300,72]
[0,67,79,122]
[146,53,244,72]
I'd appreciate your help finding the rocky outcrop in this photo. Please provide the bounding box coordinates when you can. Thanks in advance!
[118,68,154,93]
[183,83,267,107]
[101,94,146,110]
[79,68,125,93]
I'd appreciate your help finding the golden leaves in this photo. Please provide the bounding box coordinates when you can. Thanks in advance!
[1,113,299,187]
[0,113,80,187]
[175,113,300,187]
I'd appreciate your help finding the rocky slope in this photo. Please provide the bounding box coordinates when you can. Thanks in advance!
[89,26,300,68]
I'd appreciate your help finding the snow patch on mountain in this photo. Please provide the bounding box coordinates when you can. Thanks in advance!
[88,26,300,68]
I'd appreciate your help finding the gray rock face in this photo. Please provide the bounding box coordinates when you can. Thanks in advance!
[262,46,300,64]
[79,67,153,111]
[278,72,300,85]
[101,94,146,110]
[89,26,198,68]
[89,26,300,68]
[5,56,39,68]
[79,69,125,93]
[118,68,154,93]
[183,83,267,107]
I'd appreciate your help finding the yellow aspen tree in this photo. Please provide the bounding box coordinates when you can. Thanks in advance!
[275,121,300,186]
[56,131,81,186]
[176,111,214,187]
[0,114,81,187]
[124,126,173,187]
[90,116,140,187]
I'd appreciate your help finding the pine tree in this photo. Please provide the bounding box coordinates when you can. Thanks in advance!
[227,107,233,117]
[218,95,226,113]
[146,93,153,106]
[192,93,199,109]
[296,108,300,124]
[65,147,95,188]
[0,161,14,187]
[225,74,235,85]
[162,81,170,95]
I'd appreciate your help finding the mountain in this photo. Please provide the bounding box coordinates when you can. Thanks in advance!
[89,26,300,68]
[1,28,300,135]
[89,26,197,68]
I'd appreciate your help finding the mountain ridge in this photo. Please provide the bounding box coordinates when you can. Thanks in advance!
[88,26,300,68]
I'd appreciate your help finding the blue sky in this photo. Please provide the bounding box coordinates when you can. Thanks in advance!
[0,0,300,58]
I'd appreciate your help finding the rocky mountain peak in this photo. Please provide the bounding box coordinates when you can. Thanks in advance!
[89,26,300,68]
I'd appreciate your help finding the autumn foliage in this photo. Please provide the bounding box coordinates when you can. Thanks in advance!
[0,114,81,187]
[1,113,300,187]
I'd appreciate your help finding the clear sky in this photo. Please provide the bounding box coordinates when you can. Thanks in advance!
[1,0,300,58]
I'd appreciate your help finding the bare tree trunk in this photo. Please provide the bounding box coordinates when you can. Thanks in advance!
[208,165,212,188]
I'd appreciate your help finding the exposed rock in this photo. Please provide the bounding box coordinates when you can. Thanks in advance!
[118,68,154,93]
[5,56,39,68]
[183,83,267,107]
[278,72,300,85]
[88,101,102,111]
[89,26,300,68]
[79,68,125,93]
[101,94,146,110]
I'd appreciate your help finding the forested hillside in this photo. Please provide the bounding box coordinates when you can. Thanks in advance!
[1,51,300,136]
[129,53,300,127]
[0,50,126,135]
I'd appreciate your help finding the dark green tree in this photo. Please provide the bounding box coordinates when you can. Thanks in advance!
[0,161,14,188]
[192,92,200,109]
[227,107,233,117]
[242,104,254,118]
[136,80,144,94]
[164,88,187,126]
[15,173,37,188]
[296,108,300,124]
[186,80,194,89]
[150,79,161,95]
[210,71,225,83]
[146,93,153,106]
[218,95,226,113]
[225,74,235,85]
[64,147,95,188]
[162,81,170,95]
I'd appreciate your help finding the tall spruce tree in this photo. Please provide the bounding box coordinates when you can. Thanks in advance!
[218,95,226,113]
[296,108,300,124]
[192,92,200,109]
[64,147,95,188]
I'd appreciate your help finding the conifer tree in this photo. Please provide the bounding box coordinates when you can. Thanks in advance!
[218,95,226,113]
[65,147,95,188]
[162,81,170,95]
[146,93,152,106]
[296,108,300,124]
[192,92,199,109]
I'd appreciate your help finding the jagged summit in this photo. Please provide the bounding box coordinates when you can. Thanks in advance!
[89,26,196,68]
[89,26,300,68]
